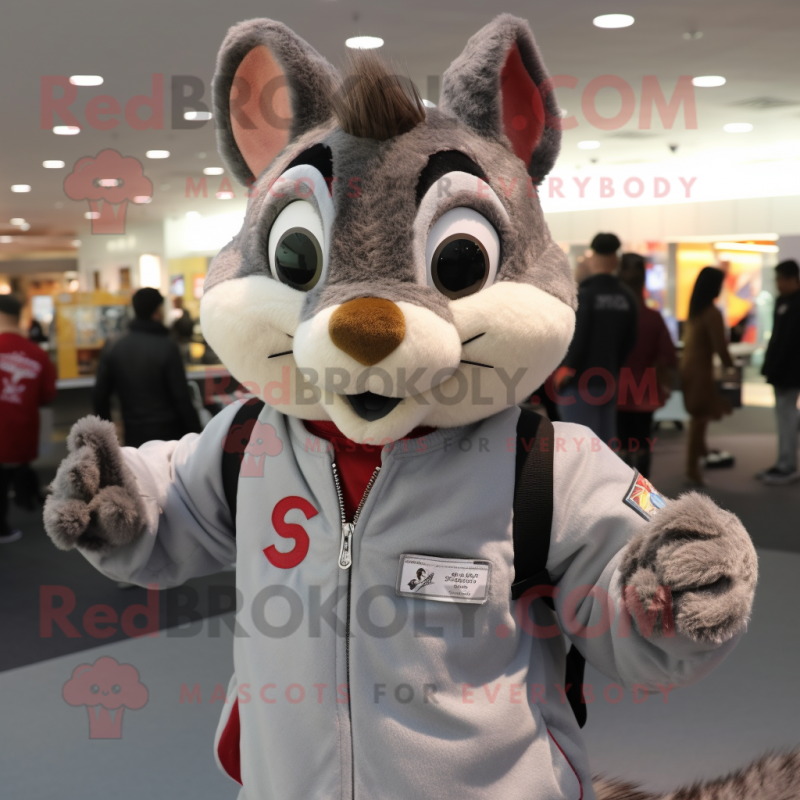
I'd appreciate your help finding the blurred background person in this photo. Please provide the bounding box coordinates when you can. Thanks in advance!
[94,287,201,447]
[556,232,638,443]
[758,259,800,485]
[617,253,677,479]
[0,294,57,543]
[28,318,47,344]
[170,295,195,364]
[574,253,591,285]
[680,267,735,486]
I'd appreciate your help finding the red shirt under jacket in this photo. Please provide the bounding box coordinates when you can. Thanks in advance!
[0,332,57,463]
[303,420,434,520]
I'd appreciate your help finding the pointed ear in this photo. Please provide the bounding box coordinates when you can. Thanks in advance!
[213,20,338,184]
[441,14,561,181]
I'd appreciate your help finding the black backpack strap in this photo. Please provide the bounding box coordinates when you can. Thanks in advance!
[511,409,554,601]
[511,408,587,728]
[221,399,265,534]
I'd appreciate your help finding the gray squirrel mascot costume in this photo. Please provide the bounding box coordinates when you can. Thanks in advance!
[44,13,798,800]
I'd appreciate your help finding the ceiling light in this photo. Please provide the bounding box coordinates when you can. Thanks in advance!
[19,222,30,231]
[53,125,80,135]
[714,241,778,253]
[133,195,152,203]
[723,123,753,133]
[593,14,634,29]
[693,76,726,88]
[203,167,224,176]
[97,178,120,187]
[11,185,31,192]
[0,236,12,244]
[578,141,601,150]
[184,110,213,121]
[84,211,100,220]
[72,239,82,247]
[146,150,170,159]
[69,75,103,86]
[345,36,384,49]
[216,191,235,200]
[43,160,66,168]
[10,218,25,226]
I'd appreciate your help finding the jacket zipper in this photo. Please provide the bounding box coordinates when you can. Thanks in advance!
[331,461,380,799]
[334,464,380,570]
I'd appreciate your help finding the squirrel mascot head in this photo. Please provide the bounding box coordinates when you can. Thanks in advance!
[201,14,576,443]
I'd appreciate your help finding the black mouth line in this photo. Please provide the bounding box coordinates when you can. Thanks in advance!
[268,350,294,359]
[346,391,403,422]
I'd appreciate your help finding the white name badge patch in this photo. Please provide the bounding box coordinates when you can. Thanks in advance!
[396,554,491,604]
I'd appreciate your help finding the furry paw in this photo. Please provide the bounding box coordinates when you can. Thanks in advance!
[43,417,145,553]
[619,492,757,644]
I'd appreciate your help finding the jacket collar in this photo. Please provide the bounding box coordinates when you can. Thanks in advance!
[129,318,169,335]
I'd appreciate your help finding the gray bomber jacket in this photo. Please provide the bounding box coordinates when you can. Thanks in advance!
[80,402,738,800]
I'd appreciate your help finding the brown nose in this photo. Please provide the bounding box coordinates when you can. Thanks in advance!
[329,297,406,366]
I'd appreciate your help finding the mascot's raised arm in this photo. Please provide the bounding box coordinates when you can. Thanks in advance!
[44,13,795,800]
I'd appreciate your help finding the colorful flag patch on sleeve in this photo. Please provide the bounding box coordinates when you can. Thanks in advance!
[623,471,667,520]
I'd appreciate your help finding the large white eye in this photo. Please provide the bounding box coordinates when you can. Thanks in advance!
[425,207,500,300]
[268,200,325,291]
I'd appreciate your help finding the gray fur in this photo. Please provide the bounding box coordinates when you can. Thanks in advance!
[204,15,576,314]
[204,107,576,313]
[593,750,800,799]
[213,18,338,184]
[440,14,562,180]
[619,492,757,645]
[43,416,145,554]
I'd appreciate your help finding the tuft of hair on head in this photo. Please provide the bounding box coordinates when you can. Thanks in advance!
[332,50,426,141]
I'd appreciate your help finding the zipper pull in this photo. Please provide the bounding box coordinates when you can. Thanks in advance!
[338,522,354,569]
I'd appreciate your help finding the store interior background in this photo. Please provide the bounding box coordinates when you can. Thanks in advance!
[1,1,799,797]
[3,0,799,413]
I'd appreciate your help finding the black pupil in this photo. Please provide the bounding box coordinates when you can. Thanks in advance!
[435,238,487,296]
[276,231,319,288]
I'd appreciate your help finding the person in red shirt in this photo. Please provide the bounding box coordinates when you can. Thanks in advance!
[0,294,57,543]
[616,254,677,478]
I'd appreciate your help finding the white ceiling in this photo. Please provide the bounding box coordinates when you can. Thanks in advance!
[1,0,799,244]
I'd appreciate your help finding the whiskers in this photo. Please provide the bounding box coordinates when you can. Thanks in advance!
[460,332,493,369]
[269,333,294,359]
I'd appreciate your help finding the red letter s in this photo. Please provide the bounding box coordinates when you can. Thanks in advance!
[265,496,318,569]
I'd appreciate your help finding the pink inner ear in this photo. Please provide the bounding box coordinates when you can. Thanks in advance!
[230,45,292,180]
[500,42,545,167]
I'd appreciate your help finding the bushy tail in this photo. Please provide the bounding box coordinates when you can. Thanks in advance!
[593,751,800,800]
